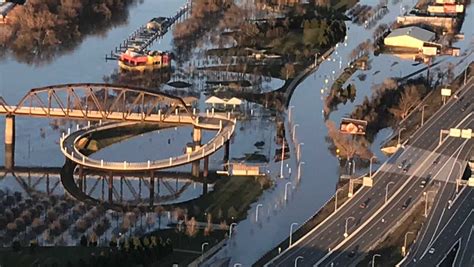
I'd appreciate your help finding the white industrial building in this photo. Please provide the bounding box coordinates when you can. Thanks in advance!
[384,26,436,50]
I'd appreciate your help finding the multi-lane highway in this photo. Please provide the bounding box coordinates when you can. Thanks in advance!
[318,126,473,266]
[405,187,474,266]
[264,79,474,267]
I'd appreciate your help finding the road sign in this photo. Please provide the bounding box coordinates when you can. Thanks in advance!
[340,118,367,135]
[441,88,452,96]
[461,129,472,139]
[363,177,373,187]
[449,128,461,137]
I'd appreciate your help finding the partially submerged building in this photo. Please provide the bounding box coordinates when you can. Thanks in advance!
[384,26,436,50]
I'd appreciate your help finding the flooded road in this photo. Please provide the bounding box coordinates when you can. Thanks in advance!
[207,0,474,265]
[0,0,472,264]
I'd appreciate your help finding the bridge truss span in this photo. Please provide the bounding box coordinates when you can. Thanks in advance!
[1,83,192,122]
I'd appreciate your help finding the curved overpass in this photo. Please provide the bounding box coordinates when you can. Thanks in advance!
[60,113,236,171]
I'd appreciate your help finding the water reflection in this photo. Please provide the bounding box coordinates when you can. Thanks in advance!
[0,0,140,66]
[0,166,214,247]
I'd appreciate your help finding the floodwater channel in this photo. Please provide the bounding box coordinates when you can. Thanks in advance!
[0,0,473,264]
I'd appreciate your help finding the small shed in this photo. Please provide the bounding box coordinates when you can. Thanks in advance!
[232,164,261,176]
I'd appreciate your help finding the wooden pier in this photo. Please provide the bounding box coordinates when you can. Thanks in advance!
[105,2,191,61]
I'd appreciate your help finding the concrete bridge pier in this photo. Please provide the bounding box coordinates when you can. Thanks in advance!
[192,160,200,178]
[4,115,15,170]
[203,156,209,178]
[78,166,84,192]
[149,172,155,207]
[192,128,202,178]
[108,173,113,204]
[193,127,202,144]
[224,140,230,171]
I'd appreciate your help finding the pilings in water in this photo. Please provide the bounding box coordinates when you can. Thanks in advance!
[191,127,202,177]
[149,171,155,207]
[108,172,114,204]
[4,115,15,170]
[223,140,230,171]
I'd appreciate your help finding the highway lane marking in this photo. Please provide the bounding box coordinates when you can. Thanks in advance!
[397,88,474,267]
[265,86,474,266]
[321,137,470,266]
[421,139,471,255]
[454,209,474,236]
[457,225,474,266]
[319,130,471,265]
[419,195,473,260]
[434,238,462,267]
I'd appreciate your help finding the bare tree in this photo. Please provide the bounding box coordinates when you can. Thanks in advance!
[185,217,198,237]
[326,120,373,161]
[280,63,295,80]
[389,85,421,121]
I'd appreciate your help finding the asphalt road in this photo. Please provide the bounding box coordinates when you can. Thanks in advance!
[409,188,474,267]
[319,130,473,266]
[264,80,474,267]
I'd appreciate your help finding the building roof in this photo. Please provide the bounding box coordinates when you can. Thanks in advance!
[205,96,226,105]
[386,26,435,42]
[0,2,15,16]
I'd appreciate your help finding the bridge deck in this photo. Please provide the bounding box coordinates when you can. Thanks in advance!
[60,113,235,171]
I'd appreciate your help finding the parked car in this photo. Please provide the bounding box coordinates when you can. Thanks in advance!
[428,247,435,254]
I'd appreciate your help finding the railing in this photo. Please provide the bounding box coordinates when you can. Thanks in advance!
[60,113,236,171]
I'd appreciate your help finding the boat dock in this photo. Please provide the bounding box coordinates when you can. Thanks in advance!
[105,2,191,61]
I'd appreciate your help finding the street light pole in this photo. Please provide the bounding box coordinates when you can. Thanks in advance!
[402,231,414,256]
[423,191,436,217]
[294,256,304,267]
[256,204,263,222]
[297,161,305,182]
[420,105,428,126]
[398,127,406,146]
[201,242,209,262]
[292,124,299,141]
[297,143,304,162]
[290,222,298,247]
[344,217,355,238]
[371,254,381,267]
[229,223,237,238]
[284,182,292,201]
[385,181,395,203]
[280,140,285,179]
[288,106,295,122]
[369,156,377,178]
[335,188,343,211]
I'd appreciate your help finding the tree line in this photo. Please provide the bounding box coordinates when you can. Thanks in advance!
[0,0,139,64]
